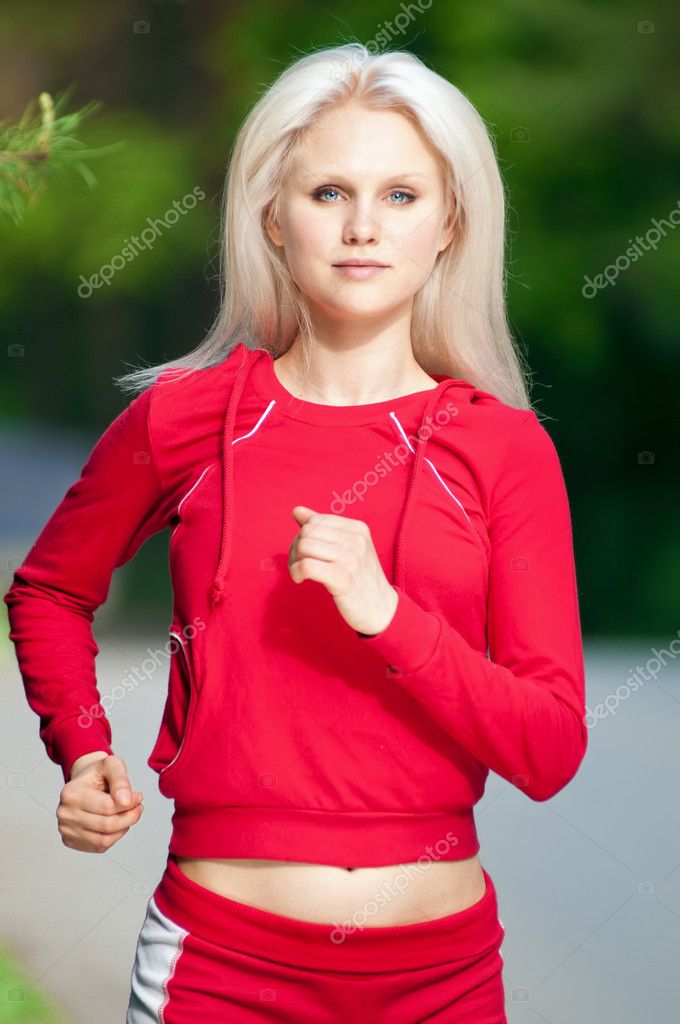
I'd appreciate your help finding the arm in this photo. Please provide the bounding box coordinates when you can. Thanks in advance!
[3,384,174,785]
[357,412,588,802]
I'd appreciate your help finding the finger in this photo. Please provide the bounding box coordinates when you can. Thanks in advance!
[77,787,143,816]
[101,760,135,806]
[296,512,367,535]
[290,536,338,561]
[289,556,343,589]
[65,802,143,834]
[293,526,345,546]
[291,526,366,561]
[63,826,130,851]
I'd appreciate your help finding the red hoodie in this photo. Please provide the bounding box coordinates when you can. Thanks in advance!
[4,342,588,867]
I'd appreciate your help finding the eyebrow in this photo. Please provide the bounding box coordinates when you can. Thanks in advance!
[300,172,430,183]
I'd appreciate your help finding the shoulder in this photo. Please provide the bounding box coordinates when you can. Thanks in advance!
[149,341,251,415]
[439,378,550,475]
[435,380,569,521]
[144,341,255,485]
[145,341,255,437]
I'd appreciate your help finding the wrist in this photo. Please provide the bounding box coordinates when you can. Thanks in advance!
[69,750,110,781]
[358,585,399,637]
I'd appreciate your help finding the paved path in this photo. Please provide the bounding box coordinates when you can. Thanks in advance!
[1,628,679,1023]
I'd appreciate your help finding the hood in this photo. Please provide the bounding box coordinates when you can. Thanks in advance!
[208,346,463,609]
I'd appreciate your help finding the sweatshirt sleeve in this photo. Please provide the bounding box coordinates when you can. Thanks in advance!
[3,383,174,785]
[356,411,588,802]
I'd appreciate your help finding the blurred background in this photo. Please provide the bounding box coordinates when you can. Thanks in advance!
[0,2,678,1022]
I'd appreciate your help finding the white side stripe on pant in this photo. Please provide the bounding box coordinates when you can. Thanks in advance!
[126,896,188,1023]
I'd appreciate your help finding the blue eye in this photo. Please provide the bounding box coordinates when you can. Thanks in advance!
[312,188,416,204]
[391,191,415,204]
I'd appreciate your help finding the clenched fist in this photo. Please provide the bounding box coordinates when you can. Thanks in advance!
[288,505,398,636]
[57,752,144,854]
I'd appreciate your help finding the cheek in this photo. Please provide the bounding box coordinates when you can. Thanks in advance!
[400,214,442,272]
[283,215,333,281]
[286,203,331,251]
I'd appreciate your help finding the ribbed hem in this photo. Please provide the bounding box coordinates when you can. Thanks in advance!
[356,586,442,673]
[154,853,502,972]
[167,805,479,866]
[56,721,114,784]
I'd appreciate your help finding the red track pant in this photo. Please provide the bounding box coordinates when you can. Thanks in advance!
[126,853,507,1022]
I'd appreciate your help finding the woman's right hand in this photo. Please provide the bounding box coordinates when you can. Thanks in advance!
[57,752,144,853]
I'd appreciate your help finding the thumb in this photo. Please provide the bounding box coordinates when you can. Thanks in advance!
[103,760,135,806]
[292,505,315,522]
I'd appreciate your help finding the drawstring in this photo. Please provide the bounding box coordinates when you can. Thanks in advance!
[391,378,461,591]
[209,351,460,609]
[209,343,264,609]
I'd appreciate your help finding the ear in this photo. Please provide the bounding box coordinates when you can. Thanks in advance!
[438,196,457,254]
[264,202,284,247]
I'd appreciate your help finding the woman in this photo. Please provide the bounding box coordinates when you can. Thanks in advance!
[4,43,588,1023]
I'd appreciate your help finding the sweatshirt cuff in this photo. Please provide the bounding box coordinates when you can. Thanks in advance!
[356,585,441,674]
[55,718,114,784]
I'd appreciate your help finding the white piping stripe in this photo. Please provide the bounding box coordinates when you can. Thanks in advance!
[175,402,276,518]
[232,400,276,444]
[424,456,474,526]
[177,464,212,517]
[389,411,474,527]
[162,632,190,774]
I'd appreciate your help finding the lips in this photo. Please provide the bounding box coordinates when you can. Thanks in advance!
[333,264,389,279]
[333,261,389,268]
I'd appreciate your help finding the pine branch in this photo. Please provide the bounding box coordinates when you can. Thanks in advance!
[0,84,126,225]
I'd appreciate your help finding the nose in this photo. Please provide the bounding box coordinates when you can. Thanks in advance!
[342,201,380,246]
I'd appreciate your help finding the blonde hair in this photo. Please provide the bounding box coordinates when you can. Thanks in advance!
[116,43,532,410]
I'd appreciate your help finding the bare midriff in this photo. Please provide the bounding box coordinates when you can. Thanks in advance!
[173,854,486,926]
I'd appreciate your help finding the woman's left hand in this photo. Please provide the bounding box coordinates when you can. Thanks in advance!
[288,505,398,636]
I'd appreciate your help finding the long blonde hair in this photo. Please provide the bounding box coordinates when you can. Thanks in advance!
[116,43,532,410]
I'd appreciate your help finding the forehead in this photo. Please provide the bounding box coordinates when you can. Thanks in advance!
[290,102,438,164]
[290,108,443,183]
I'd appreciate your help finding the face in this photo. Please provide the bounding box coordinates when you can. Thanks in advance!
[265,102,455,324]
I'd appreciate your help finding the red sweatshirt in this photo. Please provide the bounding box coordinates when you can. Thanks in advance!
[4,342,587,867]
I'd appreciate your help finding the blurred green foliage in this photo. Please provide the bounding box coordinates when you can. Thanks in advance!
[0,0,677,637]
[0,948,68,1023]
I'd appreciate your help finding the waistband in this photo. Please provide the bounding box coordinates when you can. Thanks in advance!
[152,854,504,973]
[165,805,481,865]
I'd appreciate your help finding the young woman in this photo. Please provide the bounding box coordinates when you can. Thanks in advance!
[4,43,588,1023]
